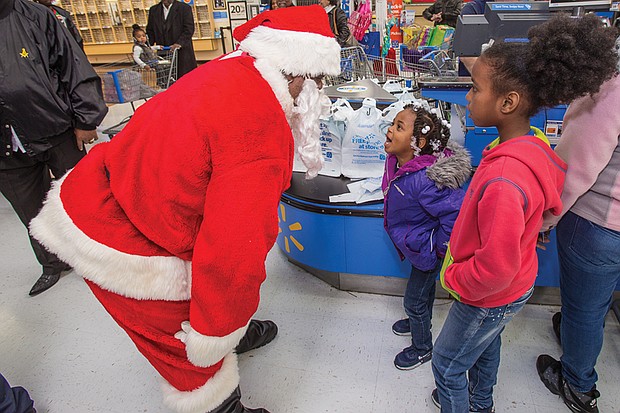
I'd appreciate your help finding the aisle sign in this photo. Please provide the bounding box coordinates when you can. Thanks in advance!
[228,0,248,49]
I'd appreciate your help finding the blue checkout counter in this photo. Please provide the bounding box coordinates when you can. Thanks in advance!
[275,80,570,297]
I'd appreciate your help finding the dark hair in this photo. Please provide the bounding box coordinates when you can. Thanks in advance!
[328,0,339,6]
[481,13,618,117]
[403,104,451,156]
[132,24,145,38]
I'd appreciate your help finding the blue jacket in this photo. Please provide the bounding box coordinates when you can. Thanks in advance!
[381,143,471,271]
[462,0,487,15]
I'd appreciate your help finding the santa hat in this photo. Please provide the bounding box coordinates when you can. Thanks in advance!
[233,5,341,77]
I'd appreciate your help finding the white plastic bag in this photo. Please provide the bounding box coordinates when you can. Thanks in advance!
[341,98,386,179]
[317,99,355,177]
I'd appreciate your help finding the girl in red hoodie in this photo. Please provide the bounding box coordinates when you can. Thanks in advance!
[430,14,618,413]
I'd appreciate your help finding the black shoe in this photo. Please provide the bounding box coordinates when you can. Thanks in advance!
[536,354,600,413]
[29,273,61,296]
[211,387,270,413]
[394,347,432,370]
[552,312,562,345]
[235,320,278,354]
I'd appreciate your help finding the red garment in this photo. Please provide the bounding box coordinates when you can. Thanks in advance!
[443,136,566,307]
[31,52,294,411]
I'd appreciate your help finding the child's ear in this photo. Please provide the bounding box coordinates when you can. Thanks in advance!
[500,91,521,114]
[418,136,427,149]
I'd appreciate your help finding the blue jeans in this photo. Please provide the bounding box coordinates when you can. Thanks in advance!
[432,287,533,413]
[556,211,620,393]
[404,263,439,354]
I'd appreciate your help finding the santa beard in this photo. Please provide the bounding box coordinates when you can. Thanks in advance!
[290,79,331,179]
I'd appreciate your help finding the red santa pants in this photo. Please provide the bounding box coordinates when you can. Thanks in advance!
[86,280,224,392]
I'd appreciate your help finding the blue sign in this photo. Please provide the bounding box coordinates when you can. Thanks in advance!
[490,3,533,10]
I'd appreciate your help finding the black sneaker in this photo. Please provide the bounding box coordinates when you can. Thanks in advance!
[394,347,431,370]
[552,312,562,345]
[430,389,494,412]
[536,354,600,413]
[392,318,411,336]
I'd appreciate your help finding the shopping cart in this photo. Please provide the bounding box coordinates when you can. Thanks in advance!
[325,45,457,89]
[97,47,178,138]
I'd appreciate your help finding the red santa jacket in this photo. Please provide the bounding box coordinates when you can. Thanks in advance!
[31,53,294,367]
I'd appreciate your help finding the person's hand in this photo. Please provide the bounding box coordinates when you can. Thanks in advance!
[537,230,551,250]
[170,43,182,51]
[432,12,442,22]
[75,128,98,151]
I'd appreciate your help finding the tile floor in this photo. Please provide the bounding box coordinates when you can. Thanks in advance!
[1,104,619,413]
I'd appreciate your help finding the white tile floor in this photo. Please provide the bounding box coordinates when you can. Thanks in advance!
[1,106,619,413]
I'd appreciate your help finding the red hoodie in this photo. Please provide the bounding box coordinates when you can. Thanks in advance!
[441,133,566,307]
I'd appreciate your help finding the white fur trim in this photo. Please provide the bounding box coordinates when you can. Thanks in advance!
[29,173,192,301]
[183,321,249,367]
[239,26,341,77]
[162,353,240,413]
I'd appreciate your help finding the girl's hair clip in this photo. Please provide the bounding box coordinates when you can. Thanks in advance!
[421,125,431,134]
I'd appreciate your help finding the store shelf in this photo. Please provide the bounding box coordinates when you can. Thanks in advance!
[58,0,215,45]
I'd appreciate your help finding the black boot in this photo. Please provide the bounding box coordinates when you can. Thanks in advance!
[209,387,270,413]
[235,320,278,354]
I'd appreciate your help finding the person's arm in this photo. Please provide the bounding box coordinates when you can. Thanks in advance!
[146,5,157,45]
[442,0,463,21]
[335,8,351,46]
[423,3,437,21]
[443,179,527,302]
[179,155,290,367]
[174,4,195,48]
[419,184,464,259]
[542,78,620,230]
[45,9,107,145]
[133,45,148,67]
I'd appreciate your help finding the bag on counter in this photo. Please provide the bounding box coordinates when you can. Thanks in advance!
[318,99,356,177]
[341,98,386,179]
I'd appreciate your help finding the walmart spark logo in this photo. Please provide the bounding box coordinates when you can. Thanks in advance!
[278,204,304,253]
[20,48,29,58]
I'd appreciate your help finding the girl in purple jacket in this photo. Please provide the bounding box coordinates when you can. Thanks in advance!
[382,103,471,370]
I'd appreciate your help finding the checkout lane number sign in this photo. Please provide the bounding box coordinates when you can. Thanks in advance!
[228,1,248,20]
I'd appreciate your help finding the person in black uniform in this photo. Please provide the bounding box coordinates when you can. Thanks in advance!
[34,0,84,50]
[146,0,198,79]
[0,0,108,296]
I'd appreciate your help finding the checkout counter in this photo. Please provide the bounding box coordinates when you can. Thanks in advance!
[275,3,618,296]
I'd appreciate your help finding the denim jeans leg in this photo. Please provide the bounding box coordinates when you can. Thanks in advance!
[432,288,532,413]
[468,332,502,410]
[556,212,620,393]
[404,263,440,354]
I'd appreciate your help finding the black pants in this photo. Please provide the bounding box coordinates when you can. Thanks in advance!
[0,373,36,413]
[0,136,85,275]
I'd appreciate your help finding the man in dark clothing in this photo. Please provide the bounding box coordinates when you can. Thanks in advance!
[146,0,198,79]
[0,0,108,296]
[422,0,463,28]
[34,0,83,50]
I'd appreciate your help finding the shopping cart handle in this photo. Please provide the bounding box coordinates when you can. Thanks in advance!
[160,46,172,51]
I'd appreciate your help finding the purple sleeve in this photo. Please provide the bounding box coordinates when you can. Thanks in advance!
[419,183,465,257]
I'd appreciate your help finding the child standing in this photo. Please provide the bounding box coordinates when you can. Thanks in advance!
[431,14,618,413]
[382,103,471,370]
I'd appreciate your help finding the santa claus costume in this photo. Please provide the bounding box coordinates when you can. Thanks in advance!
[30,6,340,413]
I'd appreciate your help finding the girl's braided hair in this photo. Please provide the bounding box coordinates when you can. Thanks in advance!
[481,13,618,118]
[403,103,451,156]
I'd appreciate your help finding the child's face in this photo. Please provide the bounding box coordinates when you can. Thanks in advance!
[466,58,503,127]
[135,31,147,44]
[385,110,416,160]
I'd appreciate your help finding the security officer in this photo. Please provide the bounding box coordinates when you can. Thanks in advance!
[0,0,108,296]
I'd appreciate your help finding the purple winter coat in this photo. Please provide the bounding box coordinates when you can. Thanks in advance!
[381,143,471,271]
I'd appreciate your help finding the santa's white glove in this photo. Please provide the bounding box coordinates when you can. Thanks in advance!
[174,320,191,343]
